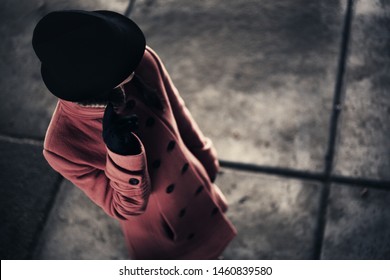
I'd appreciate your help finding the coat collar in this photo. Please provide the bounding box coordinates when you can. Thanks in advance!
[59,100,105,119]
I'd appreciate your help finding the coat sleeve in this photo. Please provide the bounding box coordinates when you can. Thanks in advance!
[148,48,220,182]
[43,133,151,220]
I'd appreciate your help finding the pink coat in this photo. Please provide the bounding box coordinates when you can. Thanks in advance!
[43,46,237,259]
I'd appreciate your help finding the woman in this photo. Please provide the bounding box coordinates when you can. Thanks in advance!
[32,9,236,259]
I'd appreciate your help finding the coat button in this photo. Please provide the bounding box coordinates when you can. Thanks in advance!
[181,163,189,174]
[126,99,136,109]
[167,140,176,151]
[129,178,139,185]
[195,185,203,196]
[211,207,219,216]
[146,117,155,127]
[179,208,186,218]
[152,159,161,169]
[187,233,195,240]
[166,184,175,193]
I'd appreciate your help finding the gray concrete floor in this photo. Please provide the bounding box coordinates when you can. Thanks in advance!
[1,0,389,260]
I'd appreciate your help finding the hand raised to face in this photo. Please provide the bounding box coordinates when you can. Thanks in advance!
[102,103,141,155]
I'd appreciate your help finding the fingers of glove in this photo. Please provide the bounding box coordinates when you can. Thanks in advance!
[103,103,117,129]
[113,114,139,123]
[113,115,139,131]
[117,114,138,123]
[108,129,139,150]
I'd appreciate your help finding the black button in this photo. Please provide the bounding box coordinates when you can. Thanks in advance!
[179,208,186,218]
[166,184,175,193]
[129,178,139,185]
[146,117,155,127]
[152,159,161,168]
[126,99,136,109]
[167,141,176,151]
[181,163,189,174]
[211,207,219,216]
[195,186,203,195]
[187,233,195,240]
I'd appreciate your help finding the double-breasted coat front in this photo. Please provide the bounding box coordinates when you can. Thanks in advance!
[43,46,237,259]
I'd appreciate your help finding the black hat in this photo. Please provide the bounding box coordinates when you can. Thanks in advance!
[32,10,146,102]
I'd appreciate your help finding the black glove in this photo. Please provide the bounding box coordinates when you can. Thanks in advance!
[102,103,141,155]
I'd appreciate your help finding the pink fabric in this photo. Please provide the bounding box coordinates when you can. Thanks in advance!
[43,46,237,259]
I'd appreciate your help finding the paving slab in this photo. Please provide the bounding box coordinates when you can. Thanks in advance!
[321,183,390,259]
[217,169,321,259]
[334,0,390,180]
[131,0,346,171]
[33,180,128,260]
[0,137,59,259]
[0,0,128,139]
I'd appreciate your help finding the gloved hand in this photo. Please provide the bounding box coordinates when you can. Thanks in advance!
[102,103,141,155]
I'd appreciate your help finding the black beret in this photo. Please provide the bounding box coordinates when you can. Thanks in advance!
[32,10,146,102]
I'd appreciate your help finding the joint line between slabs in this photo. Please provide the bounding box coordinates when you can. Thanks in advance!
[314,0,355,260]
[124,0,136,17]
[219,160,390,189]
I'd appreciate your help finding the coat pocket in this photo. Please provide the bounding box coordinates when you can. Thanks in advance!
[160,212,177,242]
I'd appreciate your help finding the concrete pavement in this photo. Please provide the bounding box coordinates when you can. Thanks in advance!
[0,0,389,259]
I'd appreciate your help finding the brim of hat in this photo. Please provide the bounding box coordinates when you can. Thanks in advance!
[40,10,145,102]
